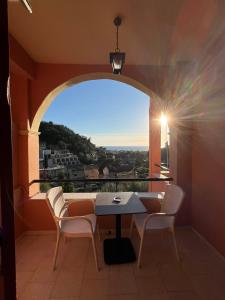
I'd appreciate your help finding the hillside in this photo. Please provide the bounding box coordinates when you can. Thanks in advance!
[39,121,96,163]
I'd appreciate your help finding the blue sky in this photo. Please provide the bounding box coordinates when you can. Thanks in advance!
[43,79,149,146]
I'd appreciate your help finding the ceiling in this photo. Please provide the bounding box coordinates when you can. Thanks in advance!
[8,0,222,65]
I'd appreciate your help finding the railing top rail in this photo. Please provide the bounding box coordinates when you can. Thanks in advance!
[30,175,173,185]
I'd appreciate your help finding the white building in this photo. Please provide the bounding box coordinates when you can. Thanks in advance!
[39,145,84,179]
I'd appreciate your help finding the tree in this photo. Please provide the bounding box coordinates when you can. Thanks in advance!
[40,182,52,192]
[39,121,97,163]
[62,182,74,192]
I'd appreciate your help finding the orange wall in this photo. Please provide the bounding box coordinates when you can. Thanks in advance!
[9,34,36,79]
[10,62,192,235]
[24,197,162,231]
[192,120,225,256]
[10,38,192,237]
[10,73,30,187]
[8,11,225,260]
[14,62,175,196]
[24,198,132,231]
[176,127,192,225]
[30,63,172,126]
[10,73,30,237]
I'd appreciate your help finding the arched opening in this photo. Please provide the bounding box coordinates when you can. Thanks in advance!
[29,73,166,195]
[39,79,150,193]
[31,73,156,132]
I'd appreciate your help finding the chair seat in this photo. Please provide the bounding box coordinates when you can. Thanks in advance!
[60,214,96,234]
[134,213,173,235]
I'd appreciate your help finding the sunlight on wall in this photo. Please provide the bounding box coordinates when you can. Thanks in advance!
[160,112,170,148]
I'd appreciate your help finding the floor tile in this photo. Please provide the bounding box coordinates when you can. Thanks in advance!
[159,263,194,292]
[18,282,53,300]
[30,256,59,283]
[50,298,78,300]
[50,270,84,298]
[168,291,200,300]
[191,275,225,300]
[133,260,160,278]
[80,278,108,300]
[108,295,142,300]
[15,229,225,300]
[136,276,166,296]
[107,267,138,295]
[16,271,34,297]
[84,261,109,279]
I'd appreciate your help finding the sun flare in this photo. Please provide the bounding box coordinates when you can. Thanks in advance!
[160,113,168,126]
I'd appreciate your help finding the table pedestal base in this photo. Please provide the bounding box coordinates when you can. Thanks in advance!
[103,238,136,265]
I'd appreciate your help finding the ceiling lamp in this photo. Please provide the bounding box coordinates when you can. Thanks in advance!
[109,16,125,74]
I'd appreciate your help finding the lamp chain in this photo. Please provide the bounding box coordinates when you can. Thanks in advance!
[116,25,119,52]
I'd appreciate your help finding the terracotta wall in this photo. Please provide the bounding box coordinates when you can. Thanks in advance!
[10,62,192,234]
[192,120,225,256]
[24,197,132,231]
[10,37,193,236]
[8,4,225,259]
[24,196,164,231]
[10,73,29,188]
[176,127,192,225]
[10,73,29,237]
[190,25,225,256]
[29,63,173,130]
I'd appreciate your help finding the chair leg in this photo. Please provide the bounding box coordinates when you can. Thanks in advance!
[91,236,99,272]
[129,215,134,238]
[97,224,101,242]
[63,235,67,244]
[171,227,180,262]
[53,231,61,270]
[137,231,144,268]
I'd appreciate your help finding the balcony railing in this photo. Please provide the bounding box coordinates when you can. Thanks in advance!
[31,174,173,193]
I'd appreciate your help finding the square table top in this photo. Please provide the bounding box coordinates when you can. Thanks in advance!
[95,192,147,216]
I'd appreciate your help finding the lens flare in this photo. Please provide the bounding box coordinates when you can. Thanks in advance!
[160,113,168,126]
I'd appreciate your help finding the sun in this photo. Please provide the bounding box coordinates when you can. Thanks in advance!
[160,113,168,126]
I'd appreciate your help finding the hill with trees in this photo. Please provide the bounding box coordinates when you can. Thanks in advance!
[39,121,96,163]
[39,121,150,176]
[39,121,150,192]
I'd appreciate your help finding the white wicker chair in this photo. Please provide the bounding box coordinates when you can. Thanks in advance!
[46,186,99,271]
[130,184,184,268]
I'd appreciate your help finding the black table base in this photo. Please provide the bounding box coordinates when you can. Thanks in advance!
[104,237,136,265]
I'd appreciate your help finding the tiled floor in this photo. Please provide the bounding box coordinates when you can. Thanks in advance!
[16,227,225,300]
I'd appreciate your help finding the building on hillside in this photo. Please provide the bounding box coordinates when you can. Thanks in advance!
[39,145,84,179]
[103,166,109,177]
[84,164,99,179]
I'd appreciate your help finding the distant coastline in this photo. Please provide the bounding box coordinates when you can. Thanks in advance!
[104,146,148,151]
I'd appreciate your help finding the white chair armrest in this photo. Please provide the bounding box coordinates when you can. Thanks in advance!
[65,198,96,211]
[55,215,94,232]
[143,212,176,229]
[148,212,175,217]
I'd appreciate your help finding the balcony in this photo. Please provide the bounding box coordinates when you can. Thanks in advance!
[1,1,225,299]
[12,179,225,299]
[16,227,225,300]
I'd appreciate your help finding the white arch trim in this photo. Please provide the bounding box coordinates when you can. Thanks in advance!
[31,72,158,132]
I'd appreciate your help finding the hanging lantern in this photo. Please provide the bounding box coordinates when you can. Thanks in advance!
[109,16,125,74]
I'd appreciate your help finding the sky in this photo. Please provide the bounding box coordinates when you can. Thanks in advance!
[43,79,150,147]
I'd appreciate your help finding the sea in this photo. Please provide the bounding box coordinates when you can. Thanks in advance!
[105,146,148,151]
